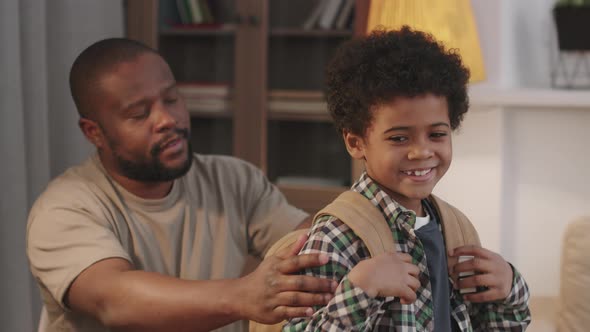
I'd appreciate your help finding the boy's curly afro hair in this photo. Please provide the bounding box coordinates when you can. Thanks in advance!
[325,26,470,137]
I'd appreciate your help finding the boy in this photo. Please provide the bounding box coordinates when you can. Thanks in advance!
[283,27,531,331]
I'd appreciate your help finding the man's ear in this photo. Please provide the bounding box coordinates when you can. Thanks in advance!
[343,131,366,160]
[78,118,105,149]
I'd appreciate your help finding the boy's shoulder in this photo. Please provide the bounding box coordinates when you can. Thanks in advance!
[311,191,395,256]
[265,192,481,263]
[311,192,482,256]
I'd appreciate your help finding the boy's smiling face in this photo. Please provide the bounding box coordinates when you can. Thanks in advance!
[344,94,452,216]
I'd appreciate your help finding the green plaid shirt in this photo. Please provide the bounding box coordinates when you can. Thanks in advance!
[283,172,531,331]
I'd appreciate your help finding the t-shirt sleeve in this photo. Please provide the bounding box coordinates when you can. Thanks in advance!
[236,161,308,258]
[26,184,131,310]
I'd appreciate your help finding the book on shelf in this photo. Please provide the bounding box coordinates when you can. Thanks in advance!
[159,0,223,29]
[187,0,203,23]
[268,100,328,114]
[176,0,191,25]
[335,0,355,30]
[268,89,327,114]
[302,0,353,30]
[175,0,215,26]
[177,82,231,114]
[177,82,231,98]
[302,0,329,30]
[318,0,343,30]
[185,98,232,113]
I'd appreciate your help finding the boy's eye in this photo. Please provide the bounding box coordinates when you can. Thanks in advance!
[388,136,408,143]
[430,132,448,138]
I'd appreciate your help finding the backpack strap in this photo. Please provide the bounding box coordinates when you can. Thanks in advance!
[427,194,481,274]
[427,194,481,252]
[263,228,309,258]
[314,191,395,257]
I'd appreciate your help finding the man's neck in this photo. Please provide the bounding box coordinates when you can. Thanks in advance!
[110,172,174,199]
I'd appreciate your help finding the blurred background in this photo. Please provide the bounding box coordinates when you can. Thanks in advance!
[2,0,589,331]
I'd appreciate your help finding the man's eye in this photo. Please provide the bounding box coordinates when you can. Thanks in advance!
[164,98,178,104]
[131,109,149,119]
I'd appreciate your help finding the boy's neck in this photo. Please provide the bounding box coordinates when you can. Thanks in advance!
[362,174,428,217]
[414,203,427,217]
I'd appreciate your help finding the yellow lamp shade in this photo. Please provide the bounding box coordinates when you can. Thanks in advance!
[367,0,486,83]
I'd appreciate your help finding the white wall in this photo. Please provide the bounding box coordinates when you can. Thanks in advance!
[434,0,590,300]
[436,98,590,298]
[434,106,506,254]
[509,107,590,297]
[0,1,124,330]
[472,0,558,88]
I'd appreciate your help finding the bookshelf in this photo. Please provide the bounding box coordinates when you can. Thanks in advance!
[126,0,368,213]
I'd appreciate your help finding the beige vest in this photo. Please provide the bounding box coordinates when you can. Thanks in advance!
[250,191,480,332]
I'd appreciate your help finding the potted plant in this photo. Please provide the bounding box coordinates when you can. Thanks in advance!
[553,0,590,50]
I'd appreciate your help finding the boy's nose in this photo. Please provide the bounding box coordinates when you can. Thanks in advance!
[407,144,434,160]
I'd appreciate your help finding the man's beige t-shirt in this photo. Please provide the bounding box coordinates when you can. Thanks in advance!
[27,153,307,332]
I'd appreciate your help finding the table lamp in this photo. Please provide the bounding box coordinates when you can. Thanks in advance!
[365,0,486,82]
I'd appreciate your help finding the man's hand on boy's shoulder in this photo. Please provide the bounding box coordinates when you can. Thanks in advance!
[240,233,338,324]
[450,245,514,303]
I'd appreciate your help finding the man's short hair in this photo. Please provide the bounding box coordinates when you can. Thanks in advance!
[69,38,158,119]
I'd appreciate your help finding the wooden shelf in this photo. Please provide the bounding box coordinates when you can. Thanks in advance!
[188,110,232,119]
[469,86,590,110]
[160,24,237,36]
[268,111,331,122]
[269,28,353,38]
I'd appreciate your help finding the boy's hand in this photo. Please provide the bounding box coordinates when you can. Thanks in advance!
[451,245,513,303]
[348,252,420,304]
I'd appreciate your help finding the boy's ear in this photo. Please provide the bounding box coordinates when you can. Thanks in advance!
[78,118,105,149]
[343,131,366,160]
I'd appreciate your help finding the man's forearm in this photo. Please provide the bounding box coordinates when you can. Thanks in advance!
[75,269,246,332]
[67,244,336,331]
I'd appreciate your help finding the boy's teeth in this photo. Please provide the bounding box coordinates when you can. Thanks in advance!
[404,169,431,176]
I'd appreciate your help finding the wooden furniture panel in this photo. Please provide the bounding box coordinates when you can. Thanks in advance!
[278,184,346,215]
[233,0,268,170]
[125,0,365,213]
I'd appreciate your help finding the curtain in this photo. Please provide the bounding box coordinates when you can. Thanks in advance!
[0,1,124,330]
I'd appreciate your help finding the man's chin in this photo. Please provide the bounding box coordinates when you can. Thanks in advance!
[162,157,192,179]
[161,149,191,167]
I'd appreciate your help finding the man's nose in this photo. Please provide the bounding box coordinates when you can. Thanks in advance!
[154,104,177,132]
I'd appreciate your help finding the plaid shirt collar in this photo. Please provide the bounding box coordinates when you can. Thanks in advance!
[352,171,420,236]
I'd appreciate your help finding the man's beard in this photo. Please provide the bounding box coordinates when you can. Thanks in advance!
[111,128,193,182]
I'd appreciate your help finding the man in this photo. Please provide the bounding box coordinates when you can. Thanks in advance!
[26,38,336,332]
